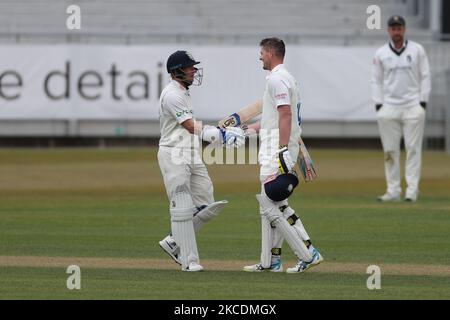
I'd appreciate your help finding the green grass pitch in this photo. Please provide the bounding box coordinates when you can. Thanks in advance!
[0,148,449,299]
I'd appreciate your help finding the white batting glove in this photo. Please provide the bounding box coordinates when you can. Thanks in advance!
[277,146,295,173]
[200,125,245,148]
[223,126,246,148]
[200,125,222,144]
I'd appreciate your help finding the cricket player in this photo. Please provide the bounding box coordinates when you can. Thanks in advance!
[243,38,323,273]
[372,16,431,202]
[157,50,245,271]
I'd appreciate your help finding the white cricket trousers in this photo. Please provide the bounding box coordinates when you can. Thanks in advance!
[157,146,214,207]
[376,104,426,198]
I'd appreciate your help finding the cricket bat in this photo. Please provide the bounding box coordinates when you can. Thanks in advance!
[218,100,317,182]
[218,100,263,128]
[298,136,317,182]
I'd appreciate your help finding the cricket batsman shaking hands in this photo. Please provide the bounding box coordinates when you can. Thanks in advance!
[157,50,245,272]
[242,38,324,273]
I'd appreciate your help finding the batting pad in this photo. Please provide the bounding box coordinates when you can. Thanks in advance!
[256,194,312,262]
[171,206,199,269]
[170,185,199,269]
[283,206,311,241]
[271,226,284,252]
[193,200,228,233]
[260,216,273,269]
[272,218,312,262]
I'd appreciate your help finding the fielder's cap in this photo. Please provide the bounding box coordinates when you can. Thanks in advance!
[264,172,299,202]
[387,15,406,27]
[166,50,200,73]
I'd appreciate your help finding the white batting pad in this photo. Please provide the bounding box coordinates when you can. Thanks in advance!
[256,194,312,262]
[260,216,273,269]
[171,218,199,269]
[170,185,199,269]
[283,206,310,241]
[271,227,284,251]
[193,200,228,233]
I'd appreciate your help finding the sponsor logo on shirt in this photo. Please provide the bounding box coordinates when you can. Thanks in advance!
[275,93,288,100]
[389,66,412,72]
[176,109,194,118]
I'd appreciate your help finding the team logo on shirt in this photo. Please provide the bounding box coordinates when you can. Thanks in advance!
[406,54,412,63]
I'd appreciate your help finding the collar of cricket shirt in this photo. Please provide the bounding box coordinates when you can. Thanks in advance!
[266,63,285,80]
[271,64,285,74]
[389,39,408,56]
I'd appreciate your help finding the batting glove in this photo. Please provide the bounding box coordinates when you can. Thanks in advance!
[277,146,295,174]
[201,125,222,144]
[222,127,246,148]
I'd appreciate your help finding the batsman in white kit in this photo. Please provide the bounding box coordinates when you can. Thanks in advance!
[372,16,431,202]
[242,38,323,273]
[157,50,245,271]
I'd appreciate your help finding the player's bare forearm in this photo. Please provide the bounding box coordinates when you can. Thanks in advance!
[278,105,292,146]
[181,118,203,135]
[246,121,261,133]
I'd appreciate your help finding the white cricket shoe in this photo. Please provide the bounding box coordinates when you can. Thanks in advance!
[243,259,283,273]
[159,235,181,265]
[183,262,204,272]
[405,192,418,202]
[243,263,266,272]
[286,247,324,274]
[377,193,401,202]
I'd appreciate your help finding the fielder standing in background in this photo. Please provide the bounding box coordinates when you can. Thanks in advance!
[157,50,245,271]
[243,38,323,273]
[372,16,431,202]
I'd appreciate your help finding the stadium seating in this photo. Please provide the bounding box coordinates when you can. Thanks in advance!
[0,0,431,44]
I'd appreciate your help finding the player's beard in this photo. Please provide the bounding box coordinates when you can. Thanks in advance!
[391,35,404,46]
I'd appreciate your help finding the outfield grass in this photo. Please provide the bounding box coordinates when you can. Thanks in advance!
[0,148,449,299]
[1,267,449,300]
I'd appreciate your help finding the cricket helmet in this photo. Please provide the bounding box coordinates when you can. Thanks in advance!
[264,171,299,202]
[166,50,203,86]
[166,50,201,73]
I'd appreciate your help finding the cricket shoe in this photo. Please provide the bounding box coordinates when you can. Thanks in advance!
[182,262,204,272]
[377,193,401,202]
[286,247,324,273]
[405,192,418,202]
[159,235,181,265]
[243,259,283,273]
